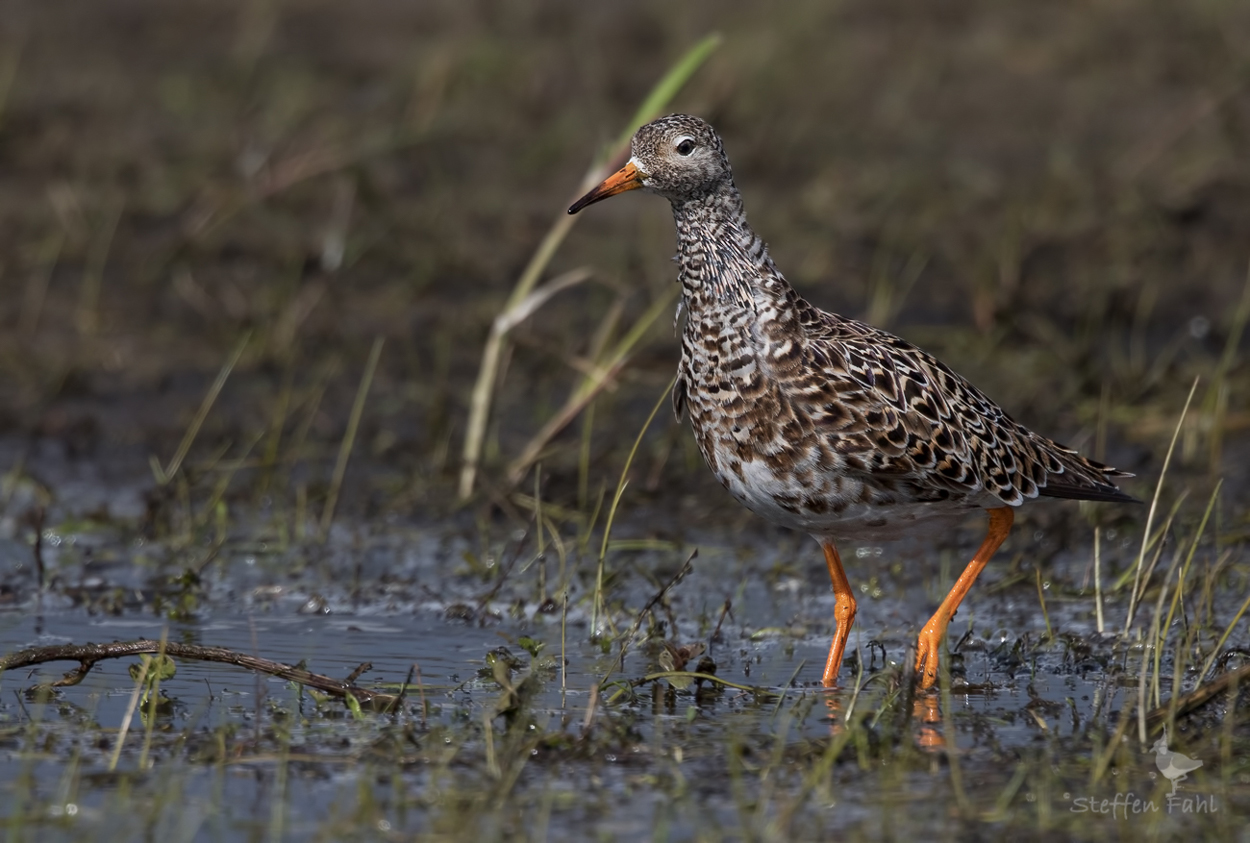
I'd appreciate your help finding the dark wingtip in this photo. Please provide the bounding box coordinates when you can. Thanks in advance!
[1039,481,1142,504]
[1039,458,1141,504]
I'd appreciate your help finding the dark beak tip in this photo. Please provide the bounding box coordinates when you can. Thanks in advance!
[567,193,596,215]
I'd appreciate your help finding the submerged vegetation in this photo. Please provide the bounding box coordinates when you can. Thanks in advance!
[1,0,1250,839]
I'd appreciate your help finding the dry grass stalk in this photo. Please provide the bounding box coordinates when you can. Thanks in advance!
[458,34,721,500]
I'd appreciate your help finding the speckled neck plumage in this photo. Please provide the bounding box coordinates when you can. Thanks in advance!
[670,183,777,310]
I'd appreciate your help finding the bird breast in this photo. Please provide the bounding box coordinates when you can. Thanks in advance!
[677,297,984,540]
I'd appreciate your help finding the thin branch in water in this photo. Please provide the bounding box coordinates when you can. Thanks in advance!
[0,639,400,710]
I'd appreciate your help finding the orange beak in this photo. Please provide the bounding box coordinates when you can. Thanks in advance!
[568,161,644,214]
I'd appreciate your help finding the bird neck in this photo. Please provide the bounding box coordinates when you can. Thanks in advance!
[670,182,784,311]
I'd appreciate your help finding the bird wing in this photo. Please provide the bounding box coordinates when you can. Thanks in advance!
[787,306,1137,507]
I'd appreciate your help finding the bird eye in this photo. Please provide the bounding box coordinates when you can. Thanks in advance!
[675,138,696,156]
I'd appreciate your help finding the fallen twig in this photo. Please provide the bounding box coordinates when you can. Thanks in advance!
[0,639,400,711]
[1146,661,1250,730]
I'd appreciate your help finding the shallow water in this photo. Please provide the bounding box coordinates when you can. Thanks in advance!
[2,432,1242,840]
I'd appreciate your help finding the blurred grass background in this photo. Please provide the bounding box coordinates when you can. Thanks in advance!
[1,0,1248,523]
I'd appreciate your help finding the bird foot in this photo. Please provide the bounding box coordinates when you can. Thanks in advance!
[914,627,943,689]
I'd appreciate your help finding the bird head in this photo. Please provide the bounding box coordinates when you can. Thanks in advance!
[569,114,733,213]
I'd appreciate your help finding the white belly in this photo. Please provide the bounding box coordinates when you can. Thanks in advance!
[718,460,984,541]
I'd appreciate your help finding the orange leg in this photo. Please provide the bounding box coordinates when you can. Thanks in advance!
[915,506,1014,689]
[820,541,857,687]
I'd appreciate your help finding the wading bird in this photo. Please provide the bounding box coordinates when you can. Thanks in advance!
[569,115,1135,688]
